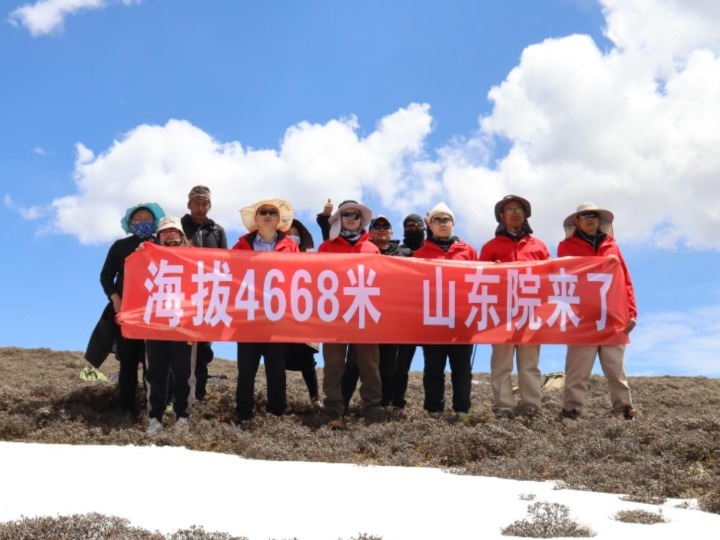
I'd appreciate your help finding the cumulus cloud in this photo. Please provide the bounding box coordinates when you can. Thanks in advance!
[8,0,140,36]
[39,0,720,252]
[440,0,720,251]
[50,105,434,245]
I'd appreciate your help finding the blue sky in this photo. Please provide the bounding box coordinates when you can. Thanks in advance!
[2,0,719,376]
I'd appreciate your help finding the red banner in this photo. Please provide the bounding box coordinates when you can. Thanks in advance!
[118,242,630,345]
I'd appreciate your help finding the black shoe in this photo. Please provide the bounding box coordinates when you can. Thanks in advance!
[561,408,580,420]
[623,405,636,420]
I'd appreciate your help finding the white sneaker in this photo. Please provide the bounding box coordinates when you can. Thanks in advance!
[175,417,189,430]
[146,417,163,436]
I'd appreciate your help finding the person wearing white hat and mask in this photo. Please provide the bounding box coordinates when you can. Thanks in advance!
[318,200,381,428]
[145,217,194,436]
[480,195,550,420]
[413,202,477,419]
[558,202,637,420]
[233,198,298,427]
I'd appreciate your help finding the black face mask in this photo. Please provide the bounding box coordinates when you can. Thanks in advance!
[403,229,425,250]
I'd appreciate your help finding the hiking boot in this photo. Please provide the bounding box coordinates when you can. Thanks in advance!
[560,408,580,420]
[523,406,540,419]
[146,418,163,437]
[455,412,470,425]
[623,405,636,420]
[428,411,442,419]
[175,417,189,430]
[326,412,346,429]
[236,419,253,431]
[494,410,515,421]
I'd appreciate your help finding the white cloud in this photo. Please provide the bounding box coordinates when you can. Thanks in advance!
[5,194,46,220]
[629,303,720,376]
[36,0,720,253]
[8,0,140,37]
[32,147,46,156]
[50,105,434,245]
[438,0,720,251]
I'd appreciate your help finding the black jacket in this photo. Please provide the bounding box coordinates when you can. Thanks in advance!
[181,215,228,249]
[100,235,146,300]
[378,239,412,257]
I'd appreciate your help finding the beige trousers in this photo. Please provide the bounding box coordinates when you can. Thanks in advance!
[563,345,632,413]
[323,343,381,415]
[490,344,542,413]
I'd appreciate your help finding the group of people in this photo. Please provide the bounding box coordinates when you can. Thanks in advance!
[87,187,638,436]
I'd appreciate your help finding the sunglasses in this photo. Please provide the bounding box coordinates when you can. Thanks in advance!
[190,186,210,195]
[257,209,279,217]
[431,217,453,225]
[341,212,361,220]
[503,207,525,215]
[371,223,391,230]
[579,212,599,219]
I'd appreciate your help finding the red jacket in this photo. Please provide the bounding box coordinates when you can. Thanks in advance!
[232,231,299,252]
[413,239,477,261]
[479,234,550,263]
[557,234,637,319]
[318,232,380,254]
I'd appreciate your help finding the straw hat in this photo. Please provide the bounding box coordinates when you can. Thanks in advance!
[240,198,294,232]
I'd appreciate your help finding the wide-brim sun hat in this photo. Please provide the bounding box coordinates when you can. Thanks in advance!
[563,202,614,228]
[563,202,615,238]
[494,195,531,222]
[120,202,165,234]
[240,198,294,233]
[328,200,372,240]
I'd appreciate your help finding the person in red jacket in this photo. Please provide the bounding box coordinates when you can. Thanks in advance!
[557,202,637,420]
[233,198,298,426]
[318,200,381,428]
[414,202,477,419]
[479,195,550,420]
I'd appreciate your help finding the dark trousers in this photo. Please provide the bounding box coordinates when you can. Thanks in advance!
[236,342,288,420]
[343,344,416,408]
[145,340,193,421]
[115,335,146,414]
[422,344,473,413]
[194,341,214,400]
[392,344,416,408]
[286,343,319,400]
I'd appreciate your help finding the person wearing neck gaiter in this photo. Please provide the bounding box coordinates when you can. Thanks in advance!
[318,200,381,428]
[558,202,637,420]
[479,195,550,420]
[94,202,165,418]
[413,202,477,419]
[233,198,298,427]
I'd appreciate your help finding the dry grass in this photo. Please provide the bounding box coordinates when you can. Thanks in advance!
[1,346,720,537]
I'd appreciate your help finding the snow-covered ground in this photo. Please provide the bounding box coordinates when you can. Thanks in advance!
[1,441,718,539]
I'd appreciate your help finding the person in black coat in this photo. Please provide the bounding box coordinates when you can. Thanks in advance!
[94,202,165,416]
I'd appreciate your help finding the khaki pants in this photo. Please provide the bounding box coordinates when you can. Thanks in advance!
[323,344,381,415]
[490,344,542,413]
[563,345,632,413]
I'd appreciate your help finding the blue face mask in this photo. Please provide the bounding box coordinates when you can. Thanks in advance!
[131,221,155,238]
